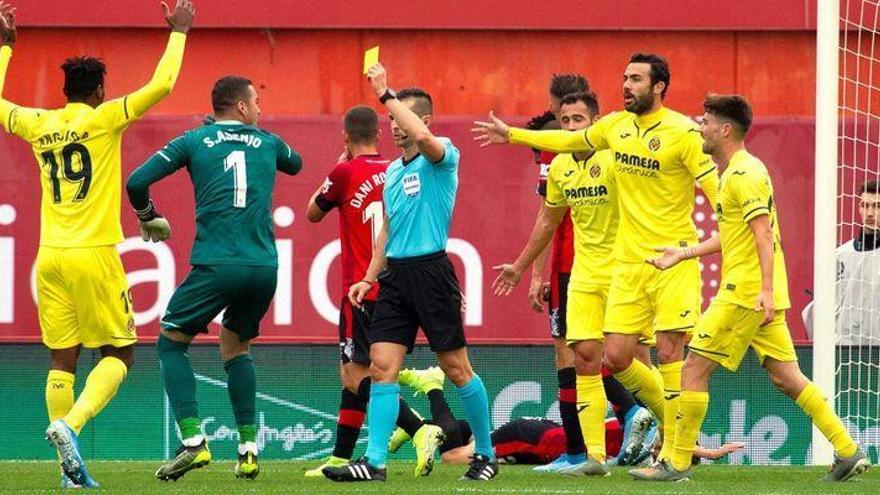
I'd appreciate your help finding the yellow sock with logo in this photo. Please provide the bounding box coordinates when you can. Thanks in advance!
[576,374,607,462]
[796,382,858,458]
[658,361,683,461]
[670,390,709,471]
[64,356,128,434]
[613,359,665,423]
[46,370,75,422]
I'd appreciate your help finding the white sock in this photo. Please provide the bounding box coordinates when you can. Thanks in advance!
[238,441,258,456]
[182,434,205,448]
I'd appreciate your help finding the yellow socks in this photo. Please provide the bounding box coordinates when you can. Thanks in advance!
[670,390,708,471]
[64,356,128,434]
[613,359,665,423]
[576,374,607,462]
[796,382,858,458]
[46,370,75,422]
[658,361,683,460]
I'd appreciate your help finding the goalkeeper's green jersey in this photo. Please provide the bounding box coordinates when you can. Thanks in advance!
[126,120,302,267]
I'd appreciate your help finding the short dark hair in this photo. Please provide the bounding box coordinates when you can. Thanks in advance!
[862,180,880,195]
[61,57,106,101]
[628,52,670,98]
[560,91,600,117]
[397,87,433,117]
[703,94,753,136]
[549,73,589,100]
[211,76,254,114]
[344,105,379,145]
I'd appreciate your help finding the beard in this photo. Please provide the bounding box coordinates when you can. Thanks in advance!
[624,91,655,115]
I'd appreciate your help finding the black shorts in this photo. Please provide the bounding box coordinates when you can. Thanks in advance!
[339,298,374,365]
[370,251,466,353]
[549,272,571,339]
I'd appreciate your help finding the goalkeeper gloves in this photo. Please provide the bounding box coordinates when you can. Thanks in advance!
[134,200,172,242]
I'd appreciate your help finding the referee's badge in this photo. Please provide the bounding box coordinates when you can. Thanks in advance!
[403,173,421,197]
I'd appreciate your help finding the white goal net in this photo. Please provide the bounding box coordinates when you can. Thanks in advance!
[815,0,880,465]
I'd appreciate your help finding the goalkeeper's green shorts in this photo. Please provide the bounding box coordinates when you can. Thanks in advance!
[160,264,277,341]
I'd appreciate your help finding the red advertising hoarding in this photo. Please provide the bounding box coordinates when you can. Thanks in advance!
[0,116,815,344]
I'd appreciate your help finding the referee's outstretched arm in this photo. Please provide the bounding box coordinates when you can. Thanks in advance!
[366,62,446,163]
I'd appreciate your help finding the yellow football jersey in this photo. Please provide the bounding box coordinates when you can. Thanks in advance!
[511,106,719,263]
[545,150,618,290]
[0,33,186,247]
[714,150,790,310]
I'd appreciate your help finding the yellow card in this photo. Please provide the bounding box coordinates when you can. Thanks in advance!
[363,46,379,74]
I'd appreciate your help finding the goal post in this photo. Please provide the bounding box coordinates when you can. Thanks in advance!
[812,0,839,466]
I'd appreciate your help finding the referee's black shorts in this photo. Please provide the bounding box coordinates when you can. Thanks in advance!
[369,251,466,353]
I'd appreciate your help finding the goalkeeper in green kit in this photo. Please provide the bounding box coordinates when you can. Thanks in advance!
[125,76,302,481]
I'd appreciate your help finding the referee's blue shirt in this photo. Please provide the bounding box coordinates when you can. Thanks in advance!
[384,137,460,259]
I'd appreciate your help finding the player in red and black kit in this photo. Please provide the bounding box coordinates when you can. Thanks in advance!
[528,75,655,470]
[396,367,744,467]
[305,105,442,477]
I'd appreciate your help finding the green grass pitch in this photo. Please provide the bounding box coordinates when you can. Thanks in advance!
[3,461,878,494]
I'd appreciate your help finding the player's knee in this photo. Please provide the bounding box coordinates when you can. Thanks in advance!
[438,359,474,387]
[50,349,80,373]
[603,349,632,373]
[100,344,134,369]
[369,359,398,382]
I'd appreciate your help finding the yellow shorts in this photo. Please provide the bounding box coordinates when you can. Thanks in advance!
[688,300,797,372]
[605,260,701,340]
[565,287,607,344]
[36,246,137,349]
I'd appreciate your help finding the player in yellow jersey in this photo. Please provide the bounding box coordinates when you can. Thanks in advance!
[0,1,194,487]
[474,53,719,463]
[631,95,868,482]
[493,91,618,475]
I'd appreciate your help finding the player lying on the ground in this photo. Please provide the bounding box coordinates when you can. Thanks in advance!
[630,95,869,483]
[393,367,743,468]
[126,75,302,481]
[304,105,444,478]
[0,0,193,488]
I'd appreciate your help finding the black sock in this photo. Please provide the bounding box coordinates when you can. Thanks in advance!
[558,367,585,457]
[427,389,463,448]
[332,386,366,459]
[603,374,639,424]
[397,398,424,437]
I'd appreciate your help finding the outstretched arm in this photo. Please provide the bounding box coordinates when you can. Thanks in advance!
[366,63,447,163]
[473,111,606,153]
[117,1,195,123]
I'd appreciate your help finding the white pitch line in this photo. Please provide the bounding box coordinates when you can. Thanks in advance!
[193,373,339,422]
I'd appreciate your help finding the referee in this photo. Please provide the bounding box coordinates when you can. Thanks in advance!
[323,62,498,483]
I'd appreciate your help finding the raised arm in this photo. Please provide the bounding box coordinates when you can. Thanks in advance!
[114,1,194,124]
[366,63,446,163]
[0,1,16,93]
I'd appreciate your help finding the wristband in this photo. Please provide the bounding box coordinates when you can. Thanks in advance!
[134,200,163,222]
[360,279,375,286]
[379,88,397,104]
